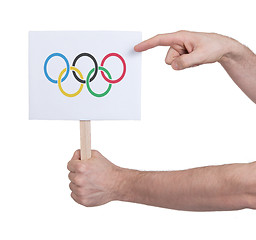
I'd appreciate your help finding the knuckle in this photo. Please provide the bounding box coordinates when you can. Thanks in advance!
[165,57,172,65]
[73,176,83,186]
[155,34,162,43]
[68,172,72,180]
[67,161,72,170]
[76,163,86,173]
[92,149,100,157]
[176,30,189,40]
[76,187,85,197]
[177,30,187,34]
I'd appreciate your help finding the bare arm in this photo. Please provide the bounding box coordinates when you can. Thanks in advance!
[68,150,256,211]
[134,31,256,103]
[67,31,256,210]
[219,44,256,103]
[117,162,256,211]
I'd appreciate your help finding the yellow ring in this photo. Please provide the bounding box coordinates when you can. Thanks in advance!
[58,66,84,97]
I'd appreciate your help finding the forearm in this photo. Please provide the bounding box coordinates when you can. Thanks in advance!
[219,38,256,103]
[115,162,256,211]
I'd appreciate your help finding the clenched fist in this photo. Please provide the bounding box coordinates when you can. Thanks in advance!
[67,150,123,207]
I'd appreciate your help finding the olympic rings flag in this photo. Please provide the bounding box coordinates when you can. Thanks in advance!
[29,31,141,120]
[43,52,126,98]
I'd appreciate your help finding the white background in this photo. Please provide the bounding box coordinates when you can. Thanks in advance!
[0,0,255,239]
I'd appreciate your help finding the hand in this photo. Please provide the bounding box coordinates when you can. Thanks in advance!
[134,30,238,70]
[67,150,122,207]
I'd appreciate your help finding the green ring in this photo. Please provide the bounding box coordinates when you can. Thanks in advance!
[86,66,112,97]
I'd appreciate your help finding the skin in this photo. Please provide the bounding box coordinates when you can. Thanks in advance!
[68,31,256,211]
[134,31,256,104]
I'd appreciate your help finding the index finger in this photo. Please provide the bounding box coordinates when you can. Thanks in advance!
[134,33,182,52]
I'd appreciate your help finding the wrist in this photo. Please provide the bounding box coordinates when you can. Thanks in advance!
[112,167,141,202]
[218,36,248,65]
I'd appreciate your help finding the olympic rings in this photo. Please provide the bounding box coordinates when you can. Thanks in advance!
[72,53,98,84]
[44,53,70,84]
[86,67,112,97]
[58,66,84,98]
[100,53,126,84]
[44,52,126,98]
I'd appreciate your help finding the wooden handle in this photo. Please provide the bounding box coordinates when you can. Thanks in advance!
[80,120,91,161]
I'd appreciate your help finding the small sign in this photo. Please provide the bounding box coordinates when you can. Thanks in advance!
[29,31,141,120]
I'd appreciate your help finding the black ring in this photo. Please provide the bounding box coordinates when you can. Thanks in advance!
[72,53,98,84]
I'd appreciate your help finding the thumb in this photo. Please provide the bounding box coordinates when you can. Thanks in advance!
[71,149,81,161]
[171,51,203,70]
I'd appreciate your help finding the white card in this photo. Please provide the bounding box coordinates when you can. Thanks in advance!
[29,31,141,120]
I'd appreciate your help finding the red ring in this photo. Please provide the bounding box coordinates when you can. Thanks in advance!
[100,53,126,84]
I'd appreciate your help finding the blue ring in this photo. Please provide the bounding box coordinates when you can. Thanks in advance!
[44,53,70,84]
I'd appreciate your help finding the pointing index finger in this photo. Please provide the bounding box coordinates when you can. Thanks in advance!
[134,33,180,52]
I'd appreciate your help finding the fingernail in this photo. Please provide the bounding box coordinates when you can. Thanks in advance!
[172,62,179,70]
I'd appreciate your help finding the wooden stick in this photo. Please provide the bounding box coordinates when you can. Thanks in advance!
[80,120,91,161]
